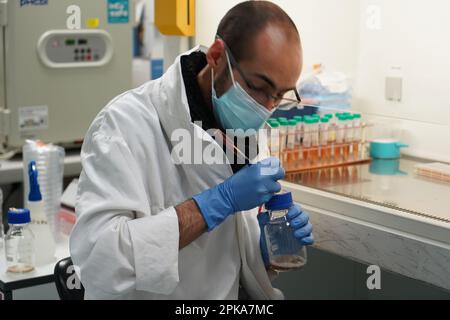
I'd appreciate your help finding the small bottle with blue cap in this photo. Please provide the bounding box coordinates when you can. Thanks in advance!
[4,208,35,273]
[263,191,307,271]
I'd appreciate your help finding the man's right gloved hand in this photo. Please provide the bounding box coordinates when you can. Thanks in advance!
[193,157,285,231]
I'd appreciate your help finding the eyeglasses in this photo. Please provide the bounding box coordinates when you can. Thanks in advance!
[219,37,302,109]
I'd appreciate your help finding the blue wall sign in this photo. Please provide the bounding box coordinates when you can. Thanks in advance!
[108,0,129,24]
[20,0,48,6]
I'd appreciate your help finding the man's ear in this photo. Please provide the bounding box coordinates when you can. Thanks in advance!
[206,38,226,69]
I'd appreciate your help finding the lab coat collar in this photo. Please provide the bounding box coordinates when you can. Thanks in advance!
[149,45,268,164]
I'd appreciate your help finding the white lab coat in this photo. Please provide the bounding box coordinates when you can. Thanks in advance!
[70,46,284,300]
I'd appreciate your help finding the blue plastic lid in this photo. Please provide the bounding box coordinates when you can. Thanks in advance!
[28,161,42,202]
[7,208,31,224]
[265,192,293,211]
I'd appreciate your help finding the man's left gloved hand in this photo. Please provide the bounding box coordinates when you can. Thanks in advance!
[258,204,314,268]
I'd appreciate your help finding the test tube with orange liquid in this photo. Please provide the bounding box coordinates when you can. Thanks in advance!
[302,117,314,166]
[310,118,320,165]
[278,120,289,166]
[352,114,362,160]
[343,114,352,161]
[335,114,345,162]
[294,116,304,163]
[319,117,330,163]
[286,119,298,165]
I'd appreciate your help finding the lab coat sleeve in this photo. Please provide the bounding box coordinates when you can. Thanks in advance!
[70,128,180,298]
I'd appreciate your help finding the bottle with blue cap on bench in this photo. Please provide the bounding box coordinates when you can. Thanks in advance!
[5,208,35,273]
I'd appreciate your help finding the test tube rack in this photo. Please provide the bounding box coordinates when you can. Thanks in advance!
[280,142,372,173]
[270,124,372,174]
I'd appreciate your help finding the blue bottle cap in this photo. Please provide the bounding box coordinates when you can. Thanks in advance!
[28,161,42,202]
[265,192,293,211]
[7,208,31,224]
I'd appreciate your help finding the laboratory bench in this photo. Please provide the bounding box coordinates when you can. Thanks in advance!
[1,150,80,300]
[1,150,449,298]
[281,156,450,292]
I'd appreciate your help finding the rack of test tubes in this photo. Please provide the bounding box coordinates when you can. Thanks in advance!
[267,112,371,173]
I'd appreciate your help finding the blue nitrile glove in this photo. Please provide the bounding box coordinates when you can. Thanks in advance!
[193,157,285,231]
[257,211,271,268]
[287,204,314,246]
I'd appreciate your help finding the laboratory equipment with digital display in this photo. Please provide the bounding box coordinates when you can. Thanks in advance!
[0,0,133,153]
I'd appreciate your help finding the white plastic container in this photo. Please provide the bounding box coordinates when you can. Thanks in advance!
[26,160,56,266]
[22,140,65,235]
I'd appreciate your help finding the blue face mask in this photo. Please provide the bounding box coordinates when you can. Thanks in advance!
[212,53,272,135]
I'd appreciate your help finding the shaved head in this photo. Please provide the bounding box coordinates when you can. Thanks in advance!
[216,1,301,62]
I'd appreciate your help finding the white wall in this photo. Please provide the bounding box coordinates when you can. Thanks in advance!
[353,0,450,161]
[195,0,361,77]
[195,0,242,47]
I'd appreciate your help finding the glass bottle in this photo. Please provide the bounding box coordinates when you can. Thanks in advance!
[264,192,307,272]
[4,208,35,273]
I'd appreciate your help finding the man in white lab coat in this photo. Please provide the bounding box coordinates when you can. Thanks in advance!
[70,1,313,299]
